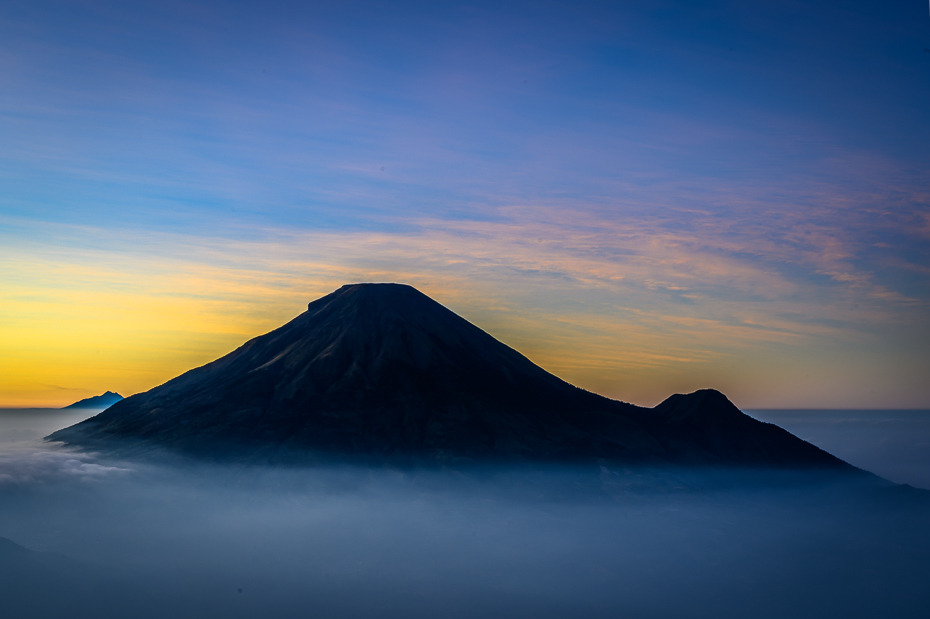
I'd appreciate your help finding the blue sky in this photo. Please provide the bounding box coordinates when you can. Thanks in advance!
[1,0,928,407]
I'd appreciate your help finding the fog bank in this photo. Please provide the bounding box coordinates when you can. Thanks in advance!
[1,409,928,618]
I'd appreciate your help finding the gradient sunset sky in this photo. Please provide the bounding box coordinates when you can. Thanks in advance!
[1,0,928,408]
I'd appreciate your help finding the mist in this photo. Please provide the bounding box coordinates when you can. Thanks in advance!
[1,410,929,619]
[747,409,930,490]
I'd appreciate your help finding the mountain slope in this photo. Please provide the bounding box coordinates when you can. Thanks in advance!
[48,284,852,470]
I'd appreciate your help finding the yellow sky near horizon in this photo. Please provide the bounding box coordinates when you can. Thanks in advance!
[2,216,926,409]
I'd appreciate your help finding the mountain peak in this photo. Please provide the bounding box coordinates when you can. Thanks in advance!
[314,282,422,307]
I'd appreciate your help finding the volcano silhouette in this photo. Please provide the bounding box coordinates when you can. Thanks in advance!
[49,284,852,469]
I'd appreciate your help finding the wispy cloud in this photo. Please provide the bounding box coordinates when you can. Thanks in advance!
[2,177,927,408]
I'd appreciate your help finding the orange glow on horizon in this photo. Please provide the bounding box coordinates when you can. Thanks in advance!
[2,219,927,409]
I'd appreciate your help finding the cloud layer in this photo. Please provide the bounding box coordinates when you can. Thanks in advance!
[0,442,130,485]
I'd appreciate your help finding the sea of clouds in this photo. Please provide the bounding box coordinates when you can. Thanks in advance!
[1,409,928,619]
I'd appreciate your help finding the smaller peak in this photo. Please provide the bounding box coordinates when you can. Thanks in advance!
[653,388,742,423]
[659,388,727,404]
[688,388,728,401]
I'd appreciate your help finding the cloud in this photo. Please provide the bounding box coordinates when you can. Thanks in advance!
[0,443,131,485]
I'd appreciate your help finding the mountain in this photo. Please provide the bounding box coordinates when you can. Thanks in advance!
[48,284,853,470]
[63,391,123,409]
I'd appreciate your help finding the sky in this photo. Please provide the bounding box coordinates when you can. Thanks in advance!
[0,0,928,408]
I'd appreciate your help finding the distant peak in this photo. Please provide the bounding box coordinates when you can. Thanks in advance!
[63,391,124,409]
